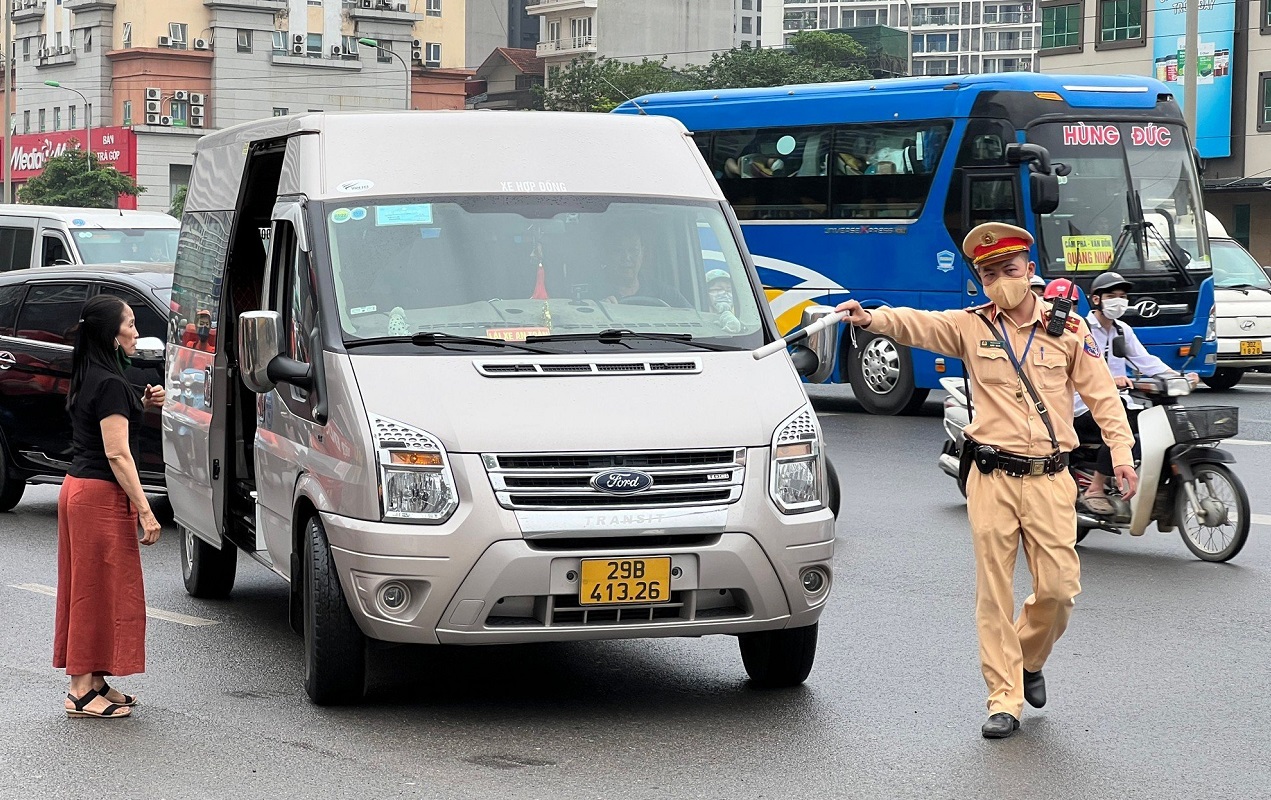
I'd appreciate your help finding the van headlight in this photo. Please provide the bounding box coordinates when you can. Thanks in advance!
[370,415,458,523]
[1205,306,1217,341]
[769,405,825,514]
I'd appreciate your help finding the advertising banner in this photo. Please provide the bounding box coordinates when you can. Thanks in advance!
[1151,0,1235,158]
[0,127,138,209]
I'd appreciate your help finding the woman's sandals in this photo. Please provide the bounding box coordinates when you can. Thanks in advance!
[65,687,132,719]
[98,680,138,707]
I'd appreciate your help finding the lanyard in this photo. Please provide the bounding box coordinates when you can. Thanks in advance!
[997,319,1038,373]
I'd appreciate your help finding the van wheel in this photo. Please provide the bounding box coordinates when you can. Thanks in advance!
[846,330,929,415]
[180,525,238,599]
[1201,368,1243,391]
[0,444,25,512]
[149,494,175,525]
[825,458,841,519]
[303,515,366,705]
[739,623,818,688]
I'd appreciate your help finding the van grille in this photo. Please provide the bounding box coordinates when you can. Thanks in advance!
[484,449,746,510]
[475,358,702,377]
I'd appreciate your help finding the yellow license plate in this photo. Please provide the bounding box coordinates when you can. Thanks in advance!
[1240,340,1263,356]
[580,557,671,605]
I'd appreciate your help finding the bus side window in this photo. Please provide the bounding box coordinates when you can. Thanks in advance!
[710,127,832,220]
[829,122,952,220]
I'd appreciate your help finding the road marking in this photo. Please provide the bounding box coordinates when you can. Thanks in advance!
[9,583,220,627]
[1253,514,1271,527]
[1224,439,1270,447]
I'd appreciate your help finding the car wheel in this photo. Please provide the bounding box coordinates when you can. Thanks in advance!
[303,515,367,705]
[1201,368,1243,391]
[180,524,238,599]
[739,623,818,688]
[846,330,930,415]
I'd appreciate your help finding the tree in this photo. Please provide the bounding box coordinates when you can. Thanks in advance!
[170,185,188,218]
[541,33,871,112]
[17,145,145,208]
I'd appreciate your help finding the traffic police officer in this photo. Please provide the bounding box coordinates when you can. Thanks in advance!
[835,223,1136,739]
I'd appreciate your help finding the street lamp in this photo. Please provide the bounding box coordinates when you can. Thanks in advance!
[44,80,91,171]
[358,37,412,110]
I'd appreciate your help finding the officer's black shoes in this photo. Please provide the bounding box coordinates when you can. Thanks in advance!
[1023,669,1047,708]
[981,713,1021,739]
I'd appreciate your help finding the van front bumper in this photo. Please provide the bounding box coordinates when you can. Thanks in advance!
[1216,335,1271,369]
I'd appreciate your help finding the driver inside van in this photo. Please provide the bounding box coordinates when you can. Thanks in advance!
[595,231,690,308]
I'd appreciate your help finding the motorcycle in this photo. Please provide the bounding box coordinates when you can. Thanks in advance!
[937,339,1250,562]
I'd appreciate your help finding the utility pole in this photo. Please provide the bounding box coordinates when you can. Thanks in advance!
[1183,0,1199,138]
[3,0,12,204]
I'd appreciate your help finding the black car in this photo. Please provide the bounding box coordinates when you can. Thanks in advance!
[0,264,171,510]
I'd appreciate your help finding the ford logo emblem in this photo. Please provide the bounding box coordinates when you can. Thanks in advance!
[591,469,654,495]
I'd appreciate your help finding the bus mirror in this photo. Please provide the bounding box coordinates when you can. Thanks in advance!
[1030,173,1060,215]
[798,304,837,383]
[240,311,283,393]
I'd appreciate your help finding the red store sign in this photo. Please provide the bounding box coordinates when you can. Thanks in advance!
[2,126,137,180]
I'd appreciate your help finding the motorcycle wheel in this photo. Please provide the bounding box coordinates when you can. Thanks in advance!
[1175,463,1250,562]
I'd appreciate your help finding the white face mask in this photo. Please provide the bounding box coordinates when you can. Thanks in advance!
[1101,297,1129,320]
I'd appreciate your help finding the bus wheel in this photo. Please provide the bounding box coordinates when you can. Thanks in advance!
[180,524,237,599]
[847,331,929,415]
[1201,368,1243,391]
[303,515,367,705]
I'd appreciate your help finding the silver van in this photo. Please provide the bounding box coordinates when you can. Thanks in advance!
[1201,212,1271,389]
[0,204,179,271]
[163,112,839,704]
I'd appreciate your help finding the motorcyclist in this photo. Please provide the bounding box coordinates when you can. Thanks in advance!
[1029,274,1046,296]
[1073,271,1198,515]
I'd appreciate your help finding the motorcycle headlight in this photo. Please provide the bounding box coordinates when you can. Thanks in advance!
[1164,376,1192,396]
[370,415,458,523]
[769,405,825,514]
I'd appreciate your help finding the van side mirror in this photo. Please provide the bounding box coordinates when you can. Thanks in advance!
[134,336,165,361]
[1030,173,1060,215]
[239,311,311,393]
[797,304,837,383]
[1111,335,1127,359]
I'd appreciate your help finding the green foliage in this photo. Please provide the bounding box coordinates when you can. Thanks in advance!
[541,33,872,113]
[170,185,188,218]
[16,145,145,208]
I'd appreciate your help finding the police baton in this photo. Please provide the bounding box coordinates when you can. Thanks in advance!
[752,309,848,360]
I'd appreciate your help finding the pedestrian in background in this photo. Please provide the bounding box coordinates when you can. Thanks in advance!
[836,223,1135,739]
[54,295,165,719]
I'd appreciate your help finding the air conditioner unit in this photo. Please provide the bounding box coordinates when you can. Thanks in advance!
[396,2,407,10]
[291,42,304,55]
[330,44,343,56]
[159,116,173,126]
[411,48,422,62]
[292,33,305,45]
[145,87,161,100]
[360,0,373,7]
[174,90,189,101]
[193,38,209,50]
[376,0,392,8]
[145,100,161,114]
[190,117,204,128]
[145,113,160,124]
[158,36,171,47]
[189,93,205,105]
[412,38,421,49]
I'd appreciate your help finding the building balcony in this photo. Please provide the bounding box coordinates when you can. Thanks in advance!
[537,36,597,57]
[527,0,598,16]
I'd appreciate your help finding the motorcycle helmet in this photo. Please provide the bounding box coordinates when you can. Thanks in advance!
[1029,274,1046,288]
[1090,271,1133,296]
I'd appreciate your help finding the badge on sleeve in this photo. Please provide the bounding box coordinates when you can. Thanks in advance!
[1083,334,1099,357]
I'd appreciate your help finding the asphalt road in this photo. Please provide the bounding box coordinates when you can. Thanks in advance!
[3,380,1270,799]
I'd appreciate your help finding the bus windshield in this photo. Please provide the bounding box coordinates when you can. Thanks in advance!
[321,196,766,350]
[72,228,179,264]
[1029,122,1208,278]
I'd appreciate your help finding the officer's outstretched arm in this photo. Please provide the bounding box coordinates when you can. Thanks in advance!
[864,307,965,359]
[1071,324,1135,468]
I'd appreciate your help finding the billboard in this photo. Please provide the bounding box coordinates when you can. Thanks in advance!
[0,127,138,209]
[1151,0,1235,158]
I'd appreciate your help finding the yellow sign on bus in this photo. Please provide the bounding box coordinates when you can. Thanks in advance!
[1062,235,1115,271]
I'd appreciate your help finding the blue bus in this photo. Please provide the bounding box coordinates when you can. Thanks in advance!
[616,73,1218,415]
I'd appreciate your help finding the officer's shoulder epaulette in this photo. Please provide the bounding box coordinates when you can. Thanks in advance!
[964,302,994,313]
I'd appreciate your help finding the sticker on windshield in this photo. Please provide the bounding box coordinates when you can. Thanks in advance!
[336,179,374,193]
[1062,235,1114,271]
[350,305,378,315]
[420,228,441,239]
[76,231,93,239]
[486,327,550,342]
[1128,124,1172,147]
[349,207,367,221]
[375,204,433,226]
[330,208,352,224]
[72,218,86,226]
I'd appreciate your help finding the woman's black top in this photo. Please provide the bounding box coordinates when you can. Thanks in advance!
[68,364,142,484]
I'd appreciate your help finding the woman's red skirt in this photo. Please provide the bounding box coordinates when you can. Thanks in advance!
[53,476,147,676]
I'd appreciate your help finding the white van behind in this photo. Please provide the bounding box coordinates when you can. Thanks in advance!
[163,111,840,704]
[0,204,179,271]
[1203,212,1271,388]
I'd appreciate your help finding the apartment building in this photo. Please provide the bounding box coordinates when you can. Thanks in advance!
[1038,0,1271,261]
[783,0,1038,75]
[529,0,738,80]
[2,0,469,212]
[465,0,536,67]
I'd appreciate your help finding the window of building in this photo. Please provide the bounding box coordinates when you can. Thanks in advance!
[1233,205,1251,249]
[548,20,561,46]
[1041,2,1082,51]
[54,31,62,49]
[425,42,441,65]
[171,99,189,125]
[1263,0,1271,34]
[237,29,252,52]
[570,16,593,47]
[916,33,959,53]
[984,3,1032,23]
[1259,72,1271,132]
[341,35,358,57]
[914,6,960,25]
[122,100,132,126]
[122,22,132,48]
[377,40,393,63]
[920,58,959,75]
[23,110,30,134]
[273,107,289,117]
[784,8,817,31]
[53,107,61,132]
[1098,0,1143,46]
[742,0,753,8]
[22,37,28,61]
[983,56,1032,72]
[427,0,442,16]
[742,16,753,34]
[170,22,188,49]
[38,108,46,133]
[69,105,77,130]
[984,31,1032,50]
[306,33,322,57]
[857,10,878,26]
[84,29,93,53]
[272,30,286,52]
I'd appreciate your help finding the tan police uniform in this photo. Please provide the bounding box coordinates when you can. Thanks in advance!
[863,223,1135,720]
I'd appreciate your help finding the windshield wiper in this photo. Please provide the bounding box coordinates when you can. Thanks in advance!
[1221,283,1271,294]
[524,328,740,351]
[345,332,557,354]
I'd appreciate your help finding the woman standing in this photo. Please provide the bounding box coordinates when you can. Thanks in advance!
[54,295,165,718]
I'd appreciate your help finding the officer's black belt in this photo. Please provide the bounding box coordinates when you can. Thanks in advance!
[967,439,1068,477]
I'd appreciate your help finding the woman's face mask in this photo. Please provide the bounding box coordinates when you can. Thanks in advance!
[1101,297,1129,320]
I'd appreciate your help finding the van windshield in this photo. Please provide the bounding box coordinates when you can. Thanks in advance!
[321,196,766,351]
[1210,239,1271,290]
[72,228,179,264]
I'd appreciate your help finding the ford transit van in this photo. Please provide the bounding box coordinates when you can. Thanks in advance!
[164,112,839,704]
[1202,213,1270,389]
[0,205,179,270]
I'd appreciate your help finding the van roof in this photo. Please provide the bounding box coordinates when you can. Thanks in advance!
[0,204,179,229]
[193,111,722,202]
[1205,211,1229,239]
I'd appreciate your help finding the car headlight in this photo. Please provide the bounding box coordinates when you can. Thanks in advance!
[1205,306,1217,341]
[769,404,825,514]
[370,415,458,523]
